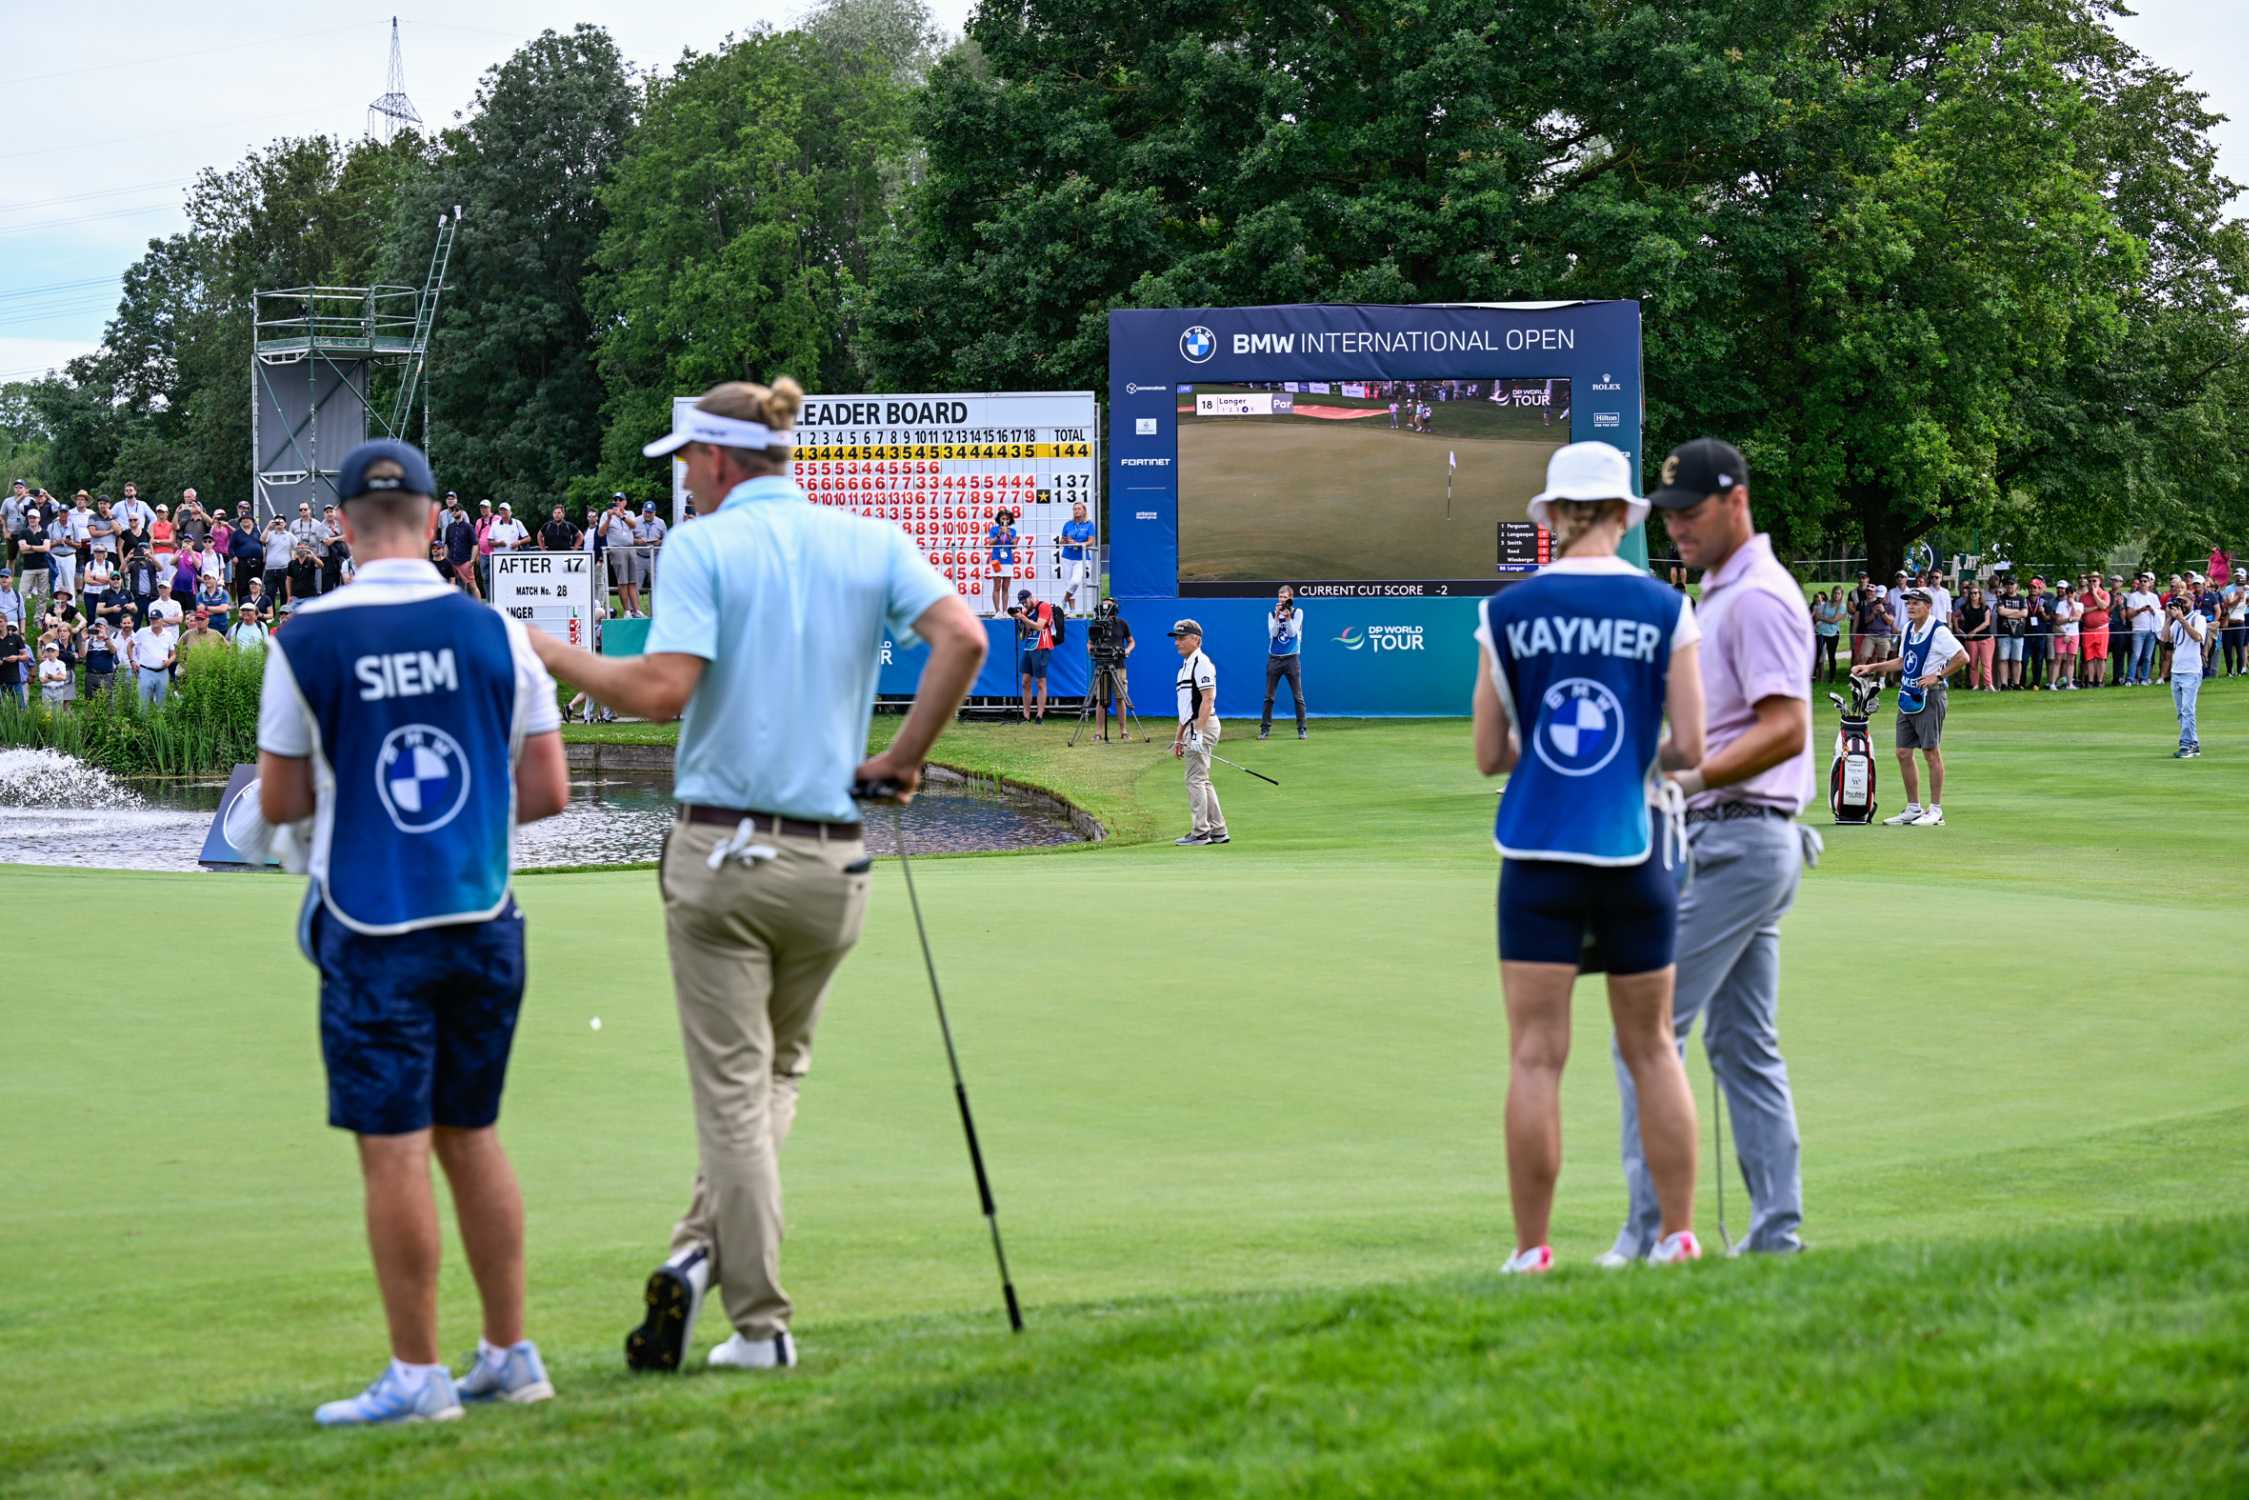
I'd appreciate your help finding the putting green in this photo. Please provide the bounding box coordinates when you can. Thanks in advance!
[2,685,2242,1492]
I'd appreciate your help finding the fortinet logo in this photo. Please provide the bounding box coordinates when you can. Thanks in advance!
[1119,457,1172,468]
[1591,372,1623,392]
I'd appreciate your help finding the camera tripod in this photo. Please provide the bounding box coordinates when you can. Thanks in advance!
[1068,657,1141,746]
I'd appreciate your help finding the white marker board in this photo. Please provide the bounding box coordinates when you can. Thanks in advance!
[491,550,597,649]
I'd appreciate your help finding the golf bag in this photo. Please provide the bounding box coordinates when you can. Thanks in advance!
[1827,677,1882,825]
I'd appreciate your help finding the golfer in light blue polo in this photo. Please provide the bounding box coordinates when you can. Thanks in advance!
[525,377,988,1375]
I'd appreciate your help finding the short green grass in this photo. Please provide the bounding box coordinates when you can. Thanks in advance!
[4,681,2245,1494]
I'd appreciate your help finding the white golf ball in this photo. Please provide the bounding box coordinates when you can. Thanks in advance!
[590,1017,603,1031]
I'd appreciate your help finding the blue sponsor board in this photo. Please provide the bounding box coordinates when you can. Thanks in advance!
[879,619,1092,702]
[199,763,279,869]
[1115,598,1479,720]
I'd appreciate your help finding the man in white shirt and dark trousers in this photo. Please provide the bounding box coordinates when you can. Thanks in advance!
[1171,619,1228,845]
[1855,588,1966,826]
[1259,586,1308,740]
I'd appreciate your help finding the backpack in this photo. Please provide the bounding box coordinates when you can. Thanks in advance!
[1049,604,1067,647]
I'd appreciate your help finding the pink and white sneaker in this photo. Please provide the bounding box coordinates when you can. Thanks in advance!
[1648,1230,1703,1266]
[1500,1245,1554,1275]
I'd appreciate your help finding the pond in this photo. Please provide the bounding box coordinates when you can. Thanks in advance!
[0,748,1089,873]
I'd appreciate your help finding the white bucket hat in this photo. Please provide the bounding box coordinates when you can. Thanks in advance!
[1527,441,1647,532]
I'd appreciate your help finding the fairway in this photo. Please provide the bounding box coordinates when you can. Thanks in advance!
[5,685,2247,1494]
[1177,393,1561,582]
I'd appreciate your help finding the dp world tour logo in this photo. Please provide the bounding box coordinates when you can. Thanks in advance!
[1534,678,1625,778]
[1179,325,1216,364]
[1334,625,1365,651]
[375,724,472,834]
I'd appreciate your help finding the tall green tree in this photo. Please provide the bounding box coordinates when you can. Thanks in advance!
[386,26,636,503]
[586,20,921,490]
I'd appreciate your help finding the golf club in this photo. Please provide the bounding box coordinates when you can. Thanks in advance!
[1712,1075,1732,1252]
[852,777,1025,1333]
[1207,751,1280,786]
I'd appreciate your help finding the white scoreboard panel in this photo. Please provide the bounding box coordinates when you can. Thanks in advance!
[490,551,597,649]
[675,392,1099,614]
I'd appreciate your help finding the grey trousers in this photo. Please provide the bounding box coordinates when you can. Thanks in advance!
[1610,813,1809,1254]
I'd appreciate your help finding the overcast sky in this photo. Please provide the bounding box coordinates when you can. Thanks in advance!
[2,1,2240,384]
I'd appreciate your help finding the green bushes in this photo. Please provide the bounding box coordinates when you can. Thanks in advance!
[0,641,264,777]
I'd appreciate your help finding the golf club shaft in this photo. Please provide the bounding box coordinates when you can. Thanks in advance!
[1207,751,1280,786]
[891,803,1025,1333]
[1712,1068,1730,1252]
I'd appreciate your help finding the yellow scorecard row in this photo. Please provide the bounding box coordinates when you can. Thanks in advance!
[794,441,1097,461]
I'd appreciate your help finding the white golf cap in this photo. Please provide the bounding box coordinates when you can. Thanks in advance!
[642,405,778,458]
[1527,441,1647,532]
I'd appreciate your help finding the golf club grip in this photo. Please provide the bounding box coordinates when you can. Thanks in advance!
[850,776,907,802]
[955,1083,998,1217]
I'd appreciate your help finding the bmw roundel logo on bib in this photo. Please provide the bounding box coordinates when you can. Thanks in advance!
[1179,325,1216,364]
[1534,678,1626,778]
[375,724,472,834]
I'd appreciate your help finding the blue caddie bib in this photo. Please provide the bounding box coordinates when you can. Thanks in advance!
[274,591,523,934]
[1484,571,1681,865]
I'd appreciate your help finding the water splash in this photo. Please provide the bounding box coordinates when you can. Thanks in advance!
[0,748,148,811]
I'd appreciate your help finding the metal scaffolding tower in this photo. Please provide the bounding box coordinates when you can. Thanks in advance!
[367,18,422,144]
[251,209,460,521]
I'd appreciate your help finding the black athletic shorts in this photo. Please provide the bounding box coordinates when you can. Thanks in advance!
[1497,854,1678,975]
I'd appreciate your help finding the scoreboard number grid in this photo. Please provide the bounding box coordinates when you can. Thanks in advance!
[672,392,1100,614]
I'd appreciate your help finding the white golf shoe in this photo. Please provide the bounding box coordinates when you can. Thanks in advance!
[1647,1230,1704,1266]
[1882,805,1923,826]
[709,1331,797,1370]
[1911,805,1945,826]
[1499,1246,1553,1275]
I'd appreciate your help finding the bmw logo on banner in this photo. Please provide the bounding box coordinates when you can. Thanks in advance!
[375,724,473,833]
[1534,678,1625,777]
[1179,325,1216,363]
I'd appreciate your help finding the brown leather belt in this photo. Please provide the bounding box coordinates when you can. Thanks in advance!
[678,804,862,840]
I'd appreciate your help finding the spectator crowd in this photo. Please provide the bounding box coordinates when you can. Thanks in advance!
[0,477,667,712]
[1805,561,2245,694]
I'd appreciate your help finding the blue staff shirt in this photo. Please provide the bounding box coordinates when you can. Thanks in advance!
[646,473,952,823]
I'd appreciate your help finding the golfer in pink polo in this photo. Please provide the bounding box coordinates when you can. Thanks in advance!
[1605,437,1817,1261]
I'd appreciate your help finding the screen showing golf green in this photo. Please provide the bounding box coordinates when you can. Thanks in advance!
[1176,377,1570,596]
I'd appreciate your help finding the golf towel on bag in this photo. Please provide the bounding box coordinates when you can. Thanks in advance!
[1476,562,1696,865]
[262,584,539,933]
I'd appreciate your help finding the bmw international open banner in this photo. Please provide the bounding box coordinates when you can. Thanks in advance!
[1105,301,1644,716]
[490,551,597,649]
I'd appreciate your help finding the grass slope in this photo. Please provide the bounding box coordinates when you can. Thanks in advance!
[4,683,2246,1493]
[7,1212,2244,1497]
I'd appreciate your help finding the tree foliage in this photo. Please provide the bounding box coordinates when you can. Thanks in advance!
[384,26,637,504]
[586,19,920,493]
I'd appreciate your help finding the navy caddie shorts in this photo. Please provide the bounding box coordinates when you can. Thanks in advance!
[309,899,528,1136]
[1498,854,1678,976]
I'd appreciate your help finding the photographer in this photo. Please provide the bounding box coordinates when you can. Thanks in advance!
[1009,587,1058,723]
[2162,592,2208,758]
[1260,585,1308,741]
[1085,597,1135,740]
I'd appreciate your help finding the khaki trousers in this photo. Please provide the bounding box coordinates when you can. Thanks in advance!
[659,819,872,1336]
[1183,721,1227,837]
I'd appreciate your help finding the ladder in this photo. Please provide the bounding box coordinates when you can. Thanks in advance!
[389,209,460,435]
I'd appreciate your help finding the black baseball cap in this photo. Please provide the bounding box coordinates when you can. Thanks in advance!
[337,439,435,503]
[1648,437,1749,509]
